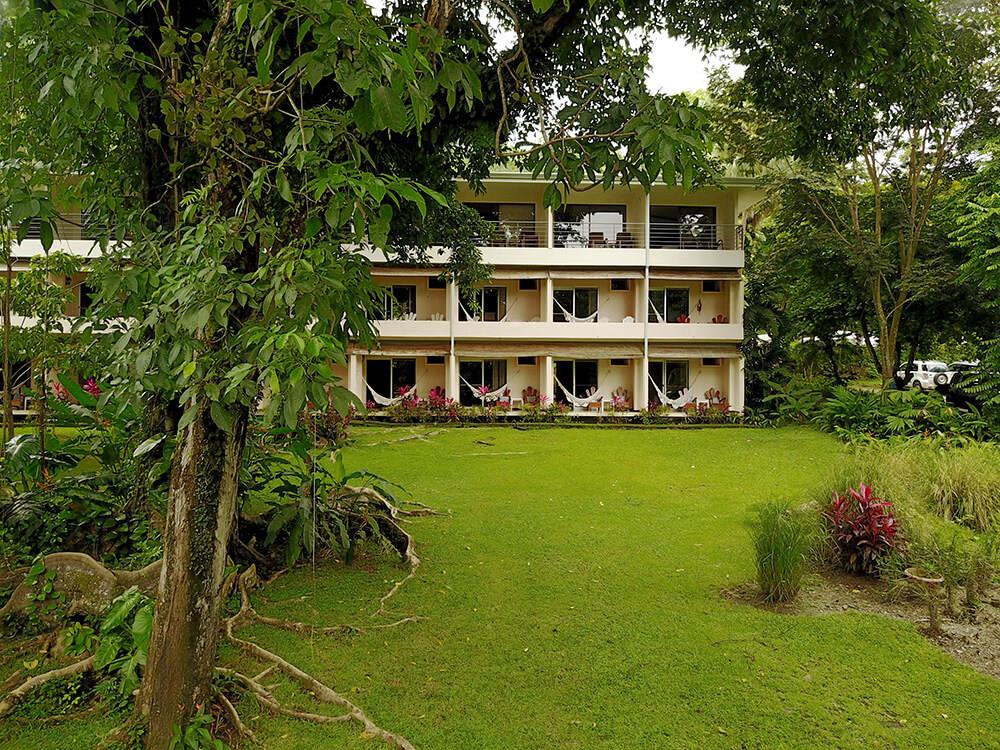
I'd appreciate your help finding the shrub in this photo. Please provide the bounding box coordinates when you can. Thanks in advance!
[825,483,899,576]
[930,444,1000,531]
[749,502,813,602]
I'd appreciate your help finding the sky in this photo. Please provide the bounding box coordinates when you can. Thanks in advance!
[646,34,742,96]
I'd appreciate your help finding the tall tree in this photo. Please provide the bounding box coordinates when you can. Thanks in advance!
[2,0,940,745]
[711,5,998,384]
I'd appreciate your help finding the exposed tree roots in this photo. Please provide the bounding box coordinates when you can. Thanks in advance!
[0,495,431,749]
[0,553,161,620]
[0,656,95,719]
[223,567,417,750]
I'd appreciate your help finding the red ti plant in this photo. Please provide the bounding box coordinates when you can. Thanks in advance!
[825,483,898,576]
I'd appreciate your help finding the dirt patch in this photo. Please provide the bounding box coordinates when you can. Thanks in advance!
[723,572,1000,680]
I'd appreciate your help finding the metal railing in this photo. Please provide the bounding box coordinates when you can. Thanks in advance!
[554,220,644,249]
[469,220,743,250]
[475,220,547,248]
[648,223,742,251]
[20,212,106,241]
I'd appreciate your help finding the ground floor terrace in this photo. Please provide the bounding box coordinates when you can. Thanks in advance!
[341,346,744,413]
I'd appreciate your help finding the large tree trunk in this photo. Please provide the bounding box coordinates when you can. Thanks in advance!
[138,400,249,749]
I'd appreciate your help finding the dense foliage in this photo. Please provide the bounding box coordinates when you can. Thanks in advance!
[825,483,899,576]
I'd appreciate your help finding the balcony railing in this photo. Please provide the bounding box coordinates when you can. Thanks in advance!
[554,221,644,248]
[20,212,108,241]
[475,220,547,248]
[648,223,742,251]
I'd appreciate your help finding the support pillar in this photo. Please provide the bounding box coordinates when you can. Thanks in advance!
[542,356,554,402]
[542,276,554,323]
[348,354,364,402]
[637,355,649,411]
[446,354,459,402]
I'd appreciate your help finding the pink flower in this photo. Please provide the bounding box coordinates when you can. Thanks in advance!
[83,378,101,398]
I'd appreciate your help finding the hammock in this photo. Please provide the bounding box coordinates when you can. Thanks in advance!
[647,369,703,410]
[553,376,605,409]
[459,297,518,323]
[459,375,510,403]
[649,300,667,324]
[363,378,413,407]
[553,297,599,324]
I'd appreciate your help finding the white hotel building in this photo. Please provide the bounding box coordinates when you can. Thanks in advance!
[346,171,761,414]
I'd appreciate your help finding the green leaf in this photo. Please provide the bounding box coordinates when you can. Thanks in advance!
[133,434,166,458]
[276,170,293,203]
[531,0,556,11]
[62,76,76,97]
[93,635,121,670]
[39,220,53,251]
[210,401,234,433]
[102,587,142,633]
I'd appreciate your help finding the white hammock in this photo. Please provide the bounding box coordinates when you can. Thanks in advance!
[649,300,667,324]
[363,378,414,407]
[553,297,599,324]
[648,369,703,410]
[554,376,605,409]
[459,375,510,403]
[459,297,517,323]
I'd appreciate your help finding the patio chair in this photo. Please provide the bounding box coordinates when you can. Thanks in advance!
[588,232,605,248]
[496,388,512,410]
[585,386,603,412]
[608,386,630,411]
[520,230,539,247]
[522,386,540,406]
[615,231,635,248]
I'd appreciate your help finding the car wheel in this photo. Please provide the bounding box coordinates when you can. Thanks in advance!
[934,373,949,387]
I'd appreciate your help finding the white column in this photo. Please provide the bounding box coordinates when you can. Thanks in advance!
[542,276,554,323]
[643,192,651,252]
[348,354,364,402]
[636,356,649,411]
[446,354,459,402]
[542,356,554,401]
[733,356,746,412]
[446,279,459,323]
[546,206,554,248]
[735,277,745,327]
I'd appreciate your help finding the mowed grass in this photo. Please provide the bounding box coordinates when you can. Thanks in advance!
[5,426,1000,749]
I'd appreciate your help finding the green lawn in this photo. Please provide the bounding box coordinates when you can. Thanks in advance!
[4,425,1000,749]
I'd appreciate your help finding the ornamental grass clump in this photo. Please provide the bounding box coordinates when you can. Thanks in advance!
[825,483,899,576]
[749,502,813,603]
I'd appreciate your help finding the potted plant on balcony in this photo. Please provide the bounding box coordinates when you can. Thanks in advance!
[676,313,691,323]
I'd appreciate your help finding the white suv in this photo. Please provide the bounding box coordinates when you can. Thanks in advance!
[896,360,951,390]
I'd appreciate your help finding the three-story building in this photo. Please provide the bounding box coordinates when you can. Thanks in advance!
[348,171,761,414]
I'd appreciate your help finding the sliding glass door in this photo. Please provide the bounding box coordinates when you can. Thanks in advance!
[554,360,599,402]
[366,358,416,401]
[459,359,508,405]
[553,287,598,322]
[648,360,689,404]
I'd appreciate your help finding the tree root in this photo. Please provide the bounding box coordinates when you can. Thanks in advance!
[214,686,256,742]
[223,567,416,750]
[0,656,95,719]
[253,611,424,636]
[0,553,161,620]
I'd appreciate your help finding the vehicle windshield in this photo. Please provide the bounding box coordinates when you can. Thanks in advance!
[926,362,949,373]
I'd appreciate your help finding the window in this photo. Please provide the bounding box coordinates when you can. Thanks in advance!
[554,287,598,322]
[702,357,722,367]
[365,358,416,401]
[702,279,722,293]
[427,355,445,365]
[516,356,537,366]
[649,205,718,249]
[380,285,416,319]
[554,204,627,247]
[428,276,447,289]
[610,358,628,366]
[79,279,96,315]
[459,286,508,321]
[554,360,599,402]
[518,278,539,291]
[648,361,689,404]
[465,203,538,247]
[458,359,508,406]
[610,278,630,291]
[648,288,689,323]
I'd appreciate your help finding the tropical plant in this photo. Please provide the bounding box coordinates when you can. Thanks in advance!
[825,483,899,576]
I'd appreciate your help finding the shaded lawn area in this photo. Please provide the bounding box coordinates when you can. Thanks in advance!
[5,426,1000,749]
